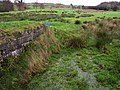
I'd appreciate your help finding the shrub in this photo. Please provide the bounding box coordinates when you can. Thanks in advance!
[66,20,70,23]
[95,19,100,24]
[80,14,94,17]
[75,20,81,24]
[75,16,80,18]
[83,21,88,24]
[113,17,118,19]
[96,30,112,50]
[54,19,58,22]
[64,33,88,48]
[82,24,88,30]
[60,18,66,22]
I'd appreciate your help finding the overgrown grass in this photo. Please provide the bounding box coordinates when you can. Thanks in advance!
[28,46,120,90]
[0,9,120,90]
[0,28,60,90]
[27,48,90,90]
[28,17,120,90]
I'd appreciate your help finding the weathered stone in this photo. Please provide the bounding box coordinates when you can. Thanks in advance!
[0,25,46,60]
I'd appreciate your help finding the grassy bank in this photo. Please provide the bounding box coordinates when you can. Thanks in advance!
[0,9,120,90]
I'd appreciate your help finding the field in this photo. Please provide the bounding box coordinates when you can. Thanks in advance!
[0,8,120,90]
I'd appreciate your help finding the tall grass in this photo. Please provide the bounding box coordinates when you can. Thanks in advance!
[64,32,88,48]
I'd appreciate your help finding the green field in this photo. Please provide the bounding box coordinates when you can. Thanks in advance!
[0,9,120,90]
[0,21,41,32]
[0,9,120,31]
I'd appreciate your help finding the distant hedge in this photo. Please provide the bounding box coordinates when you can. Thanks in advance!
[0,1,14,12]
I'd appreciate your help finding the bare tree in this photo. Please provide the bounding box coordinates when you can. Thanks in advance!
[14,0,26,11]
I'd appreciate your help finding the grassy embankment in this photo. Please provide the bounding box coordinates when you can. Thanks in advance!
[0,9,120,90]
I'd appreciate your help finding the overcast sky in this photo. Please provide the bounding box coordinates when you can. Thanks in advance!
[11,0,120,6]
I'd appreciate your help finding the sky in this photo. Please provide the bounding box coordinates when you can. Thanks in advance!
[11,0,120,6]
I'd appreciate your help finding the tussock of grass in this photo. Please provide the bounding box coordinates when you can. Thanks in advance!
[64,32,88,48]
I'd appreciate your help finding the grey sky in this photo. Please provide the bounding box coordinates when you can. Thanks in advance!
[11,0,120,6]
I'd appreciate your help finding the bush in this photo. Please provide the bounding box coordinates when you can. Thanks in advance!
[64,33,88,48]
[80,14,94,17]
[83,21,88,24]
[113,17,118,19]
[75,16,80,18]
[75,20,81,24]
[96,30,112,49]
[60,18,66,22]
[95,19,100,24]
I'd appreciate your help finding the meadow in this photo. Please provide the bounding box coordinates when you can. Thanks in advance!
[0,8,120,90]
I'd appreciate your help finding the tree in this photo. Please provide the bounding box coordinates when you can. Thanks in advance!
[0,0,14,12]
[14,0,27,11]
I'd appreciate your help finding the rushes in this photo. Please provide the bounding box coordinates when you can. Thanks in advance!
[64,32,88,48]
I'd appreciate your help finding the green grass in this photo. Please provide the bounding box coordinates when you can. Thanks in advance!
[46,21,80,31]
[0,8,120,90]
[64,11,120,23]
[27,8,75,14]
[28,46,120,90]
[27,48,90,90]
[0,20,41,32]
[27,10,120,90]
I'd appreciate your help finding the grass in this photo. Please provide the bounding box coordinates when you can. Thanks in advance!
[64,11,120,23]
[0,8,120,90]
[27,48,90,90]
[27,8,75,14]
[0,20,41,32]
[0,28,60,90]
[27,11,120,90]
[45,21,80,31]
[28,46,120,90]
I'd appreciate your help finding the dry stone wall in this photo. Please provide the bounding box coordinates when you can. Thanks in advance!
[0,24,46,60]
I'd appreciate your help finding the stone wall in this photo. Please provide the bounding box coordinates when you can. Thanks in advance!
[0,24,46,60]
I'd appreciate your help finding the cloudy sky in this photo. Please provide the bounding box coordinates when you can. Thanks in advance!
[11,0,120,6]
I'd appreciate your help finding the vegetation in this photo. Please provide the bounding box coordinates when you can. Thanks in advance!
[0,8,120,90]
[0,21,41,32]
[75,20,81,24]
[84,1,120,11]
[0,1,14,12]
[0,27,60,90]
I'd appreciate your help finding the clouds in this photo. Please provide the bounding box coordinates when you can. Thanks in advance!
[11,0,120,6]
